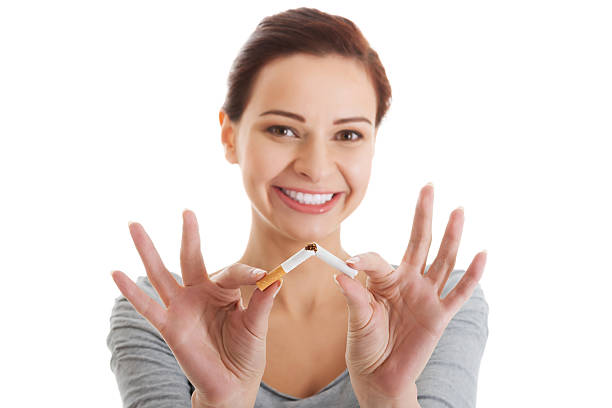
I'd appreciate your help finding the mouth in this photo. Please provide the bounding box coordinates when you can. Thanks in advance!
[272,186,343,214]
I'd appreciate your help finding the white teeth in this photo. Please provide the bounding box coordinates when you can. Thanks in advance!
[281,188,334,205]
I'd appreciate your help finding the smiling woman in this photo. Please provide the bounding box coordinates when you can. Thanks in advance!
[107,6,488,408]
[219,51,381,243]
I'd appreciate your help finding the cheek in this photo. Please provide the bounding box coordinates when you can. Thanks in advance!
[343,150,373,192]
[241,141,286,186]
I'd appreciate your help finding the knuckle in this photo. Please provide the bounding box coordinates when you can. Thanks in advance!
[366,251,381,261]
[447,229,462,244]
[434,253,453,271]
[234,262,253,275]
[228,262,243,271]
[410,229,424,242]
[210,266,231,282]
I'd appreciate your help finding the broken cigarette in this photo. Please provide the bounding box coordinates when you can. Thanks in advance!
[255,246,316,291]
[256,242,359,291]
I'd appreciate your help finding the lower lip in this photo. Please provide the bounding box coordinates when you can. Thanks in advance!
[273,186,342,214]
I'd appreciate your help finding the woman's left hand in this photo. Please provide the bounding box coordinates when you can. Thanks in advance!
[333,183,487,407]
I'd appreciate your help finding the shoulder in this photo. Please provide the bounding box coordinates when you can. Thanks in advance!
[107,271,194,406]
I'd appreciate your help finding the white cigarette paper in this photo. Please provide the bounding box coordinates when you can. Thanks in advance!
[281,247,316,272]
[312,242,359,279]
[256,247,316,290]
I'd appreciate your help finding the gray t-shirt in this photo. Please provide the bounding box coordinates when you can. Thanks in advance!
[107,265,489,407]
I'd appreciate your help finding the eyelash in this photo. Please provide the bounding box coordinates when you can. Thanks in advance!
[266,125,363,141]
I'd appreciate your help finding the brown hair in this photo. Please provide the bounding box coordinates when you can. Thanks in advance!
[221,7,392,128]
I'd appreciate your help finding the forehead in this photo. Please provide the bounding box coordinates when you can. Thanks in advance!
[245,53,377,123]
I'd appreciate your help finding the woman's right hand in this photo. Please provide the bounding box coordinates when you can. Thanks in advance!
[110,209,282,408]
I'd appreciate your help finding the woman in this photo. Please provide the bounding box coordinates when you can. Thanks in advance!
[107,7,489,408]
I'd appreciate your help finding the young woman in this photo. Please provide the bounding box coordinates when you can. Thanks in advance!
[107,7,489,408]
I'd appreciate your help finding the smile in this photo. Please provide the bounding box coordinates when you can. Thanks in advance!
[280,188,334,205]
[272,186,343,214]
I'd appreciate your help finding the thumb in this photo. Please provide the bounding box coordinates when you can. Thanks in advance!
[242,280,282,339]
[334,274,373,332]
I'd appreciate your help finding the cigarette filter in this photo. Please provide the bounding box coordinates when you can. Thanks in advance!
[256,247,316,291]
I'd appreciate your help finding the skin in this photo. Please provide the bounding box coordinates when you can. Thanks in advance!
[111,53,487,408]
[219,53,378,399]
[219,53,377,315]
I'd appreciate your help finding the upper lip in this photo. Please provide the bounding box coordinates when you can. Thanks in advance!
[275,186,340,195]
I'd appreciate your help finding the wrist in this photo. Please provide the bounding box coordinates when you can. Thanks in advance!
[358,396,421,408]
[191,387,258,408]
[353,380,420,408]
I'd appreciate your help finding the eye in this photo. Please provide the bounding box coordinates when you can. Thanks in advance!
[267,125,297,138]
[337,130,363,142]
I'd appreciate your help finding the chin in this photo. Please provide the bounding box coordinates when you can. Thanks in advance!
[278,220,338,242]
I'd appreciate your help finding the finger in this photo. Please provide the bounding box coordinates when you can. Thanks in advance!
[111,270,167,332]
[180,209,209,287]
[334,273,374,332]
[242,280,283,339]
[442,251,487,314]
[212,263,267,290]
[401,183,434,276]
[426,207,464,295]
[346,252,396,292]
[129,221,180,306]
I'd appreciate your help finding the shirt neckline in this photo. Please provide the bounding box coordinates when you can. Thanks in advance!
[259,368,349,400]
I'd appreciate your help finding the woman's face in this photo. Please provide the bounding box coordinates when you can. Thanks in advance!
[220,53,378,241]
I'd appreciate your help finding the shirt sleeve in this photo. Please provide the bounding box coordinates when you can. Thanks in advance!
[106,273,194,408]
[414,267,490,408]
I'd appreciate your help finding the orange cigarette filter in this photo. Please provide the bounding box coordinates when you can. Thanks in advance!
[256,265,286,291]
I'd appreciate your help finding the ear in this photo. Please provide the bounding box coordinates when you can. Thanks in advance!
[219,110,238,164]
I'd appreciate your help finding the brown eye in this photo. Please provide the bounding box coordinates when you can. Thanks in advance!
[337,130,363,141]
[267,126,297,138]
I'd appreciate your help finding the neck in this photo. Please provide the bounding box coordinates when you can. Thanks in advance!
[238,207,353,318]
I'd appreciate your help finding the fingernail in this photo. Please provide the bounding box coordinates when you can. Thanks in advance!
[457,206,464,211]
[346,256,360,265]
[426,182,434,188]
[272,280,283,298]
[128,221,135,227]
[251,268,266,277]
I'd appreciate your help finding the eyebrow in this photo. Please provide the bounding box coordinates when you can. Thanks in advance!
[259,109,372,126]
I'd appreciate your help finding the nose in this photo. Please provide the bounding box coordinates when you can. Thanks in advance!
[293,135,335,183]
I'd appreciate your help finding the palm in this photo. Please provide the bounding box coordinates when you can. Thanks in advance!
[339,184,487,399]
[158,282,265,401]
[111,210,278,407]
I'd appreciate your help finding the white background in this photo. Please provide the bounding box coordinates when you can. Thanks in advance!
[1,1,610,406]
